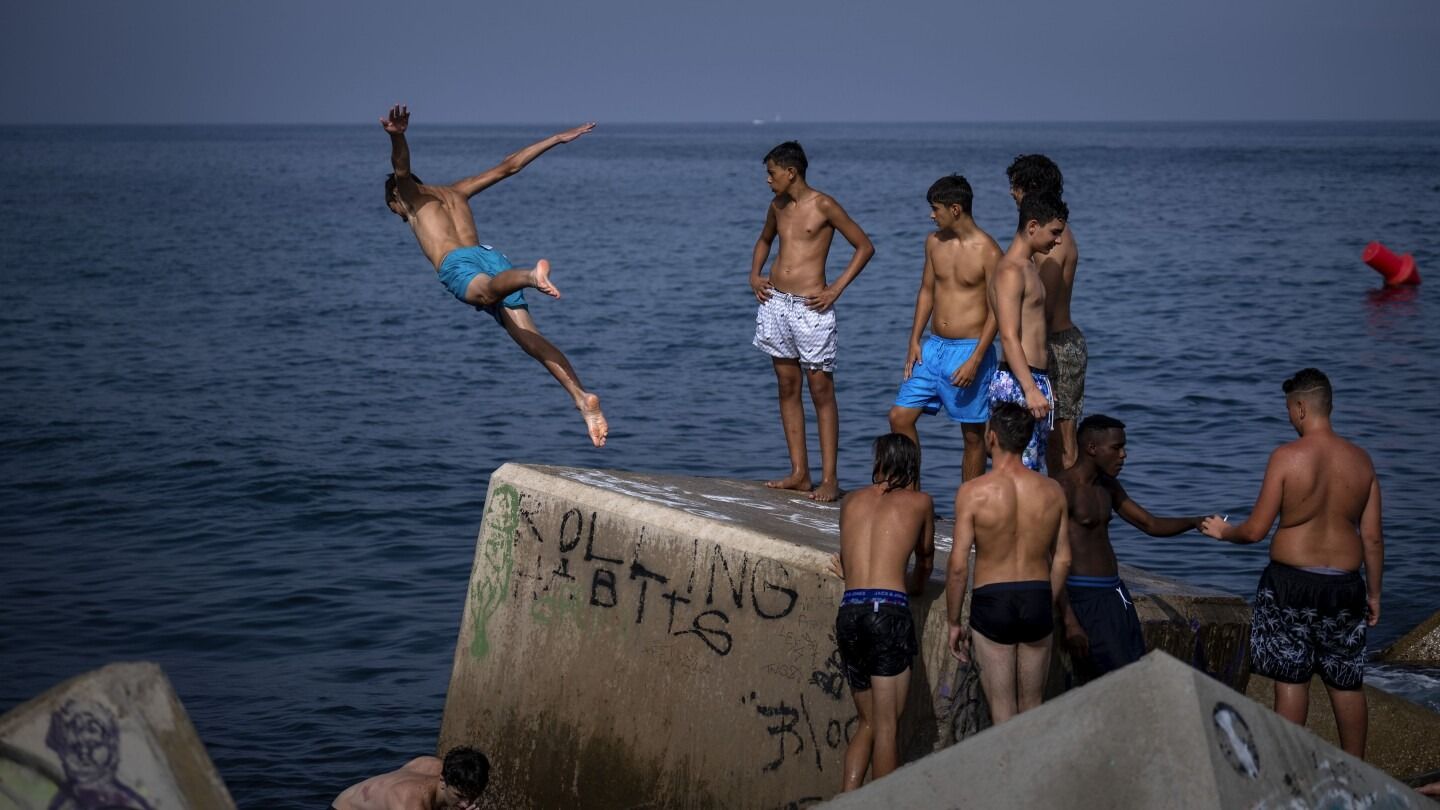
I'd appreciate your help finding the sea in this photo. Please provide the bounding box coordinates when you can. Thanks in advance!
[2,122,1438,808]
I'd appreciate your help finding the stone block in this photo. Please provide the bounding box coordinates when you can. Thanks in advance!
[0,662,234,810]
[1382,609,1440,665]
[819,651,1428,810]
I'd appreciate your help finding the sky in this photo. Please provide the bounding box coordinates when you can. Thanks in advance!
[2,0,1438,124]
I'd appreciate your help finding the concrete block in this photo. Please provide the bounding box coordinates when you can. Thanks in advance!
[440,464,1256,808]
[819,651,1428,810]
[1245,674,1440,782]
[1383,608,1440,665]
[0,662,234,810]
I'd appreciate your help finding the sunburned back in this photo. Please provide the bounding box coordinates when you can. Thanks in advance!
[770,192,835,297]
[930,230,1000,339]
[1038,228,1078,333]
[333,757,440,810]
[840,485,931,592]
[970,471,1064,586]
[1271,434,1375,571]
[404,185,481,269]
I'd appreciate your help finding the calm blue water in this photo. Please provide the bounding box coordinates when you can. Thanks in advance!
[2,123,1438,807]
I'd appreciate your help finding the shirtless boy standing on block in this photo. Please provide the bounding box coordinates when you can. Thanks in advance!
[947,402,1070,724]
[381,105,608,447]
[888,175,1002,483]
[1202,368,1383,758]
[833,433,934,790]
[1057,414,1203,683]
[332,747,488,810]
[988,193,1069,472]
[751,141,874,502]
[1007,155,1084,474]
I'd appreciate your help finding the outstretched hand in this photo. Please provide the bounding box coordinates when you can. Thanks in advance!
[1199,514,1229,540]
[381,104,409,134]
[556,122,596,143]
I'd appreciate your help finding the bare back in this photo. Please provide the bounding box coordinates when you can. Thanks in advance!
[395,184,480,270]
[1038,227,1078,333]
[333,757,441,810]
[769,191,837,297]
[929,228,1002,339]
[1270,434,1377,570]
[991,252,1049,370]
[960,467,1066,586]
[839,484,934,592]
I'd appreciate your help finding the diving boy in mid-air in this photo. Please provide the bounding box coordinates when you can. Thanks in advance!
[750,141,874,502]
[381,104,607,447]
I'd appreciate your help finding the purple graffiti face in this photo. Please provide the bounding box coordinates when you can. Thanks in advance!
[45,699,120,784]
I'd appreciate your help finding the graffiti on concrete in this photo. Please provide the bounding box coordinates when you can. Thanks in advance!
[1212,702,1258,779]
[470,483,520,660]
[1249,752,1417,809]
[38,699,156,810]
[744,634,860,777]
[510,501,799,657]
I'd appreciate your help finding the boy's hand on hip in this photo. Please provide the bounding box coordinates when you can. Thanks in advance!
[903,344,922,380]
[806,286,839,311]
[750,277,773,302]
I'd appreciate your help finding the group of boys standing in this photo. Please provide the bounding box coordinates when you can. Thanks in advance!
[747,145,1389,793]
[376,111,1384,803]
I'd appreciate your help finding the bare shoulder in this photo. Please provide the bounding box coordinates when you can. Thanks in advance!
[814,191,847,215]
[403,756,442,775]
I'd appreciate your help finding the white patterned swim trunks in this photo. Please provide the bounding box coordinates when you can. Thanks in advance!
[753,290,837,372]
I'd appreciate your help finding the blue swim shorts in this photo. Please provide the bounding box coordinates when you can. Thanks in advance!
[437,245,528,322]
[987,364,1053,472]
[893,336,998,423]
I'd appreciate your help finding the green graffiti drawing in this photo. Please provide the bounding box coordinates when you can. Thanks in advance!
[469,484,520,660]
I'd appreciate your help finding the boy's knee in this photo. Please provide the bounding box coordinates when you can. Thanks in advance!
[806,371,836,398]
[887,406,914,431]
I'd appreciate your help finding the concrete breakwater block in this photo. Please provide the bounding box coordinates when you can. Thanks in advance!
[1382,608,1440,665]
[438,464,1252,809]
[0,662,235,810]
[818,651,1428,810]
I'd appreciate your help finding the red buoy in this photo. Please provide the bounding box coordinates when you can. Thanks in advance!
[1362,241,1421,286]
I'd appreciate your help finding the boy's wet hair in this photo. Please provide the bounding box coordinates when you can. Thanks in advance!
[764,141,808,179]
[927,174,973,216]
[989,402,1035,454]
[1006,154,1064,197]
[1017,191,1068,233]
[1078,414,1126,443]
[384,172,421,207]
[1283,367,1333,414]
[872,433,920,492]
[442,746,490,800]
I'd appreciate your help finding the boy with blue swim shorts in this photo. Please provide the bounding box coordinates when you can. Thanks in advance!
[381,104,609,447]
[989,192,1069,473]
[888,174,1003,484]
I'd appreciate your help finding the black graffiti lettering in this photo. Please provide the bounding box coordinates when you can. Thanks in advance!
[629,559,668,625]
[809,640,846,700]
[662,589,691,634]
[755,700,803,772]
[707,545,748,609]
[520,507,545,544]
[558,508,583,553]
[685,538,699,595]
[590,568,617,608]
[825,719,843,749]
[688,610,733,656]
[799,693,822,771]
[751,559,799,619]
[583,513,622,564]
[543,556,575,595]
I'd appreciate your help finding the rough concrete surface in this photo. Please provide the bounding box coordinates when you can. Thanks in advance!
[1383,608,1440,665]
[1245,674,1440,782]
[438,464,1254,809]
[0,661,235,810]
[819,651,1428,810]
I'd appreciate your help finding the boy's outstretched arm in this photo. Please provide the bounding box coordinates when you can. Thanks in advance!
[382,105,421,205]
[451,123,596,198]
[806,197,874,311]
[1200,449,1285,543]
[1111,481,1203,537]
[750,205,778,302]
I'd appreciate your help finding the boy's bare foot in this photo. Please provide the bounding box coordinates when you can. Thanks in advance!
[533,259,561,299]
[766,472,812,492]
[809,479,841,502]
[578,393,607,447]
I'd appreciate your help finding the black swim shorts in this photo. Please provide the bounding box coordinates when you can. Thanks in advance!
[1066,575,1146,680]
[1250,562,1368,691]
[969,580,1054,645]
[835,601,918,691]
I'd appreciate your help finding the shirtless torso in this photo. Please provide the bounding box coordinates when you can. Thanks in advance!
[839,483,935,593]
[1037,228,1078,335]
[333,757,445,810]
